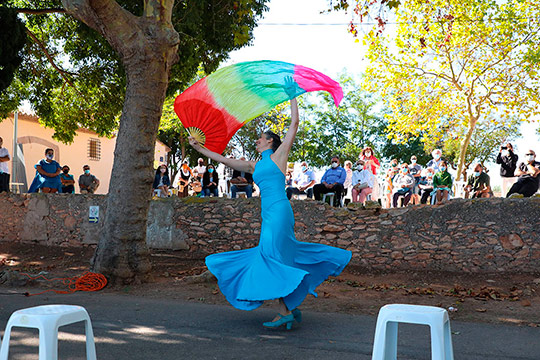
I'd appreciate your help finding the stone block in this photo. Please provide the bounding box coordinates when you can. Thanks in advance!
[499,233,524,250]
[323,224,345,232]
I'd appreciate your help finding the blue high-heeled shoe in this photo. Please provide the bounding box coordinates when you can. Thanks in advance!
[292,308,302,323]
[263,313,294,330]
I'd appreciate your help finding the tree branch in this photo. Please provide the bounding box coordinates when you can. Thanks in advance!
[381,59,454,83]
[16,8,67,14]
[144,0,175,23]
[61,0,140,55]
[26,28,80,94]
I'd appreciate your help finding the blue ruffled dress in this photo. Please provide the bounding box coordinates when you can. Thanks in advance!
[206,149,352,311]
[28,159,62,193]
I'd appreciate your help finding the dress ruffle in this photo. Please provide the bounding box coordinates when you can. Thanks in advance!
[206,242,351,311]
[205,149,351,311]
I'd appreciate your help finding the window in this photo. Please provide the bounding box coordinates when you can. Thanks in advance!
[88,138,101,161]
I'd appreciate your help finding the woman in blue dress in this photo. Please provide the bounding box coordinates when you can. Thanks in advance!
[189,98,351,330]
[28,148,62,193]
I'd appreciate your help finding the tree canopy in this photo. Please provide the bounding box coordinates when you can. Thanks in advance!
[224,75,395,168]
[0,0,270,282]
[360,0,540,179]
[0,0,268,142]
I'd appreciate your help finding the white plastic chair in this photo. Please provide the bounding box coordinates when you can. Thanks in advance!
[292,193,308,200]
[371,304,454,360]
[322,192,335,206]
[431,191,452,204]
[322,192,344,207]
[0,304,97,360]
[231,191,247,198]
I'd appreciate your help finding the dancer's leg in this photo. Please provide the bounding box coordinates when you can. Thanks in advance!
[278,298,291,315]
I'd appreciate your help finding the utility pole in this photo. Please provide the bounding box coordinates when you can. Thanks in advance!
[12,112,18,192]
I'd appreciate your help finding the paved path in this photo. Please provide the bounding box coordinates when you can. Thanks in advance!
[0,291,539,359]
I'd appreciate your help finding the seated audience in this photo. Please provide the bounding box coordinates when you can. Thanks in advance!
[230,157,254,198]
[153,164,171,197]
[79,165,100,194]
[392,163,415,207]
[286,161,316,199]
[359,147,381,175]
[426,149,443,172]
[384,159,399,208]
[194,158,206,181]
[285,169,293,187]
[496,142,518,196]
[177,160,192,198]
[359,147,381,201]
[465,163,493,198]
[409,155,422,204]
[344,160,353,192]
[418,168,435,204]
[351,160,374,204]
[432,160,452,204]
[190,176,203,197]
[28,148,62,193]
[202,163,219,197]
[0,136,10,193]
[313,156,347,206]
[507,150,540,198]
[60,165,75,194]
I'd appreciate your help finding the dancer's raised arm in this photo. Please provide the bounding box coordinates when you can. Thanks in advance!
[272,98,299,171]
[189,136,256,173]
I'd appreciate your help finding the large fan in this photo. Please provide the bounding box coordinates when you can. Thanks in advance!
[174,60,343,153]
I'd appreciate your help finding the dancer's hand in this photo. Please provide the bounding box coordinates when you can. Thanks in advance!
[188,136,202,151]
[283,76,297,99]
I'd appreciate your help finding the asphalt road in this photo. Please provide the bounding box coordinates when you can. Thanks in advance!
[0,291,539,359]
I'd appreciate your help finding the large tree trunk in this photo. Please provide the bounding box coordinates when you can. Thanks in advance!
[91,57,171,282]
[456,118,478,181]
[62,0,180,283]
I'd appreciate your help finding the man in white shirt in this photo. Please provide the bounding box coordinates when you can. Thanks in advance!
[351,160,374,204]
[426,149,443,172]
[194,158,206,181]
[286,161,316,199]
[409,155,423,204]
[0,137,11,193]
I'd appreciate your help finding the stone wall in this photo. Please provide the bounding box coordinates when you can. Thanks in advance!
[1,192,540,273]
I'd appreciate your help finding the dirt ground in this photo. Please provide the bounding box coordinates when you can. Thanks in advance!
[1,242,540,327]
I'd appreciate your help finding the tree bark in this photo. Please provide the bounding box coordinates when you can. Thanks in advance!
[91,56,173,283]
[62,0,179,283]
[456,118,477,181]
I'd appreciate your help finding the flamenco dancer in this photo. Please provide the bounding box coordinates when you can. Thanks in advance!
[189,98,351,330]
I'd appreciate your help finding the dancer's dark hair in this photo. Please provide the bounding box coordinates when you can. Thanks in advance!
[264,131,282,152]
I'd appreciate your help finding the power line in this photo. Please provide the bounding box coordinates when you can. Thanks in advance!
[258,17,537,27]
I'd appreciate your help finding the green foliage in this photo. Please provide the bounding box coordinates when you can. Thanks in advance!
[228,102,289,160]
[442,118,521,175]
[291,75,383,167]
[378,130,432,165]
[0,0,269,142]
[362,0,540,178]
[225,74,389,167]
[0,6,26,94]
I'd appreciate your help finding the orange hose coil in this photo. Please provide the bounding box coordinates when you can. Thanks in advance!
[21,272,107,296]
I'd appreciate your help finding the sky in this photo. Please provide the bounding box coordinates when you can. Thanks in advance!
[224,0,366,76]
[226,0,540,186]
